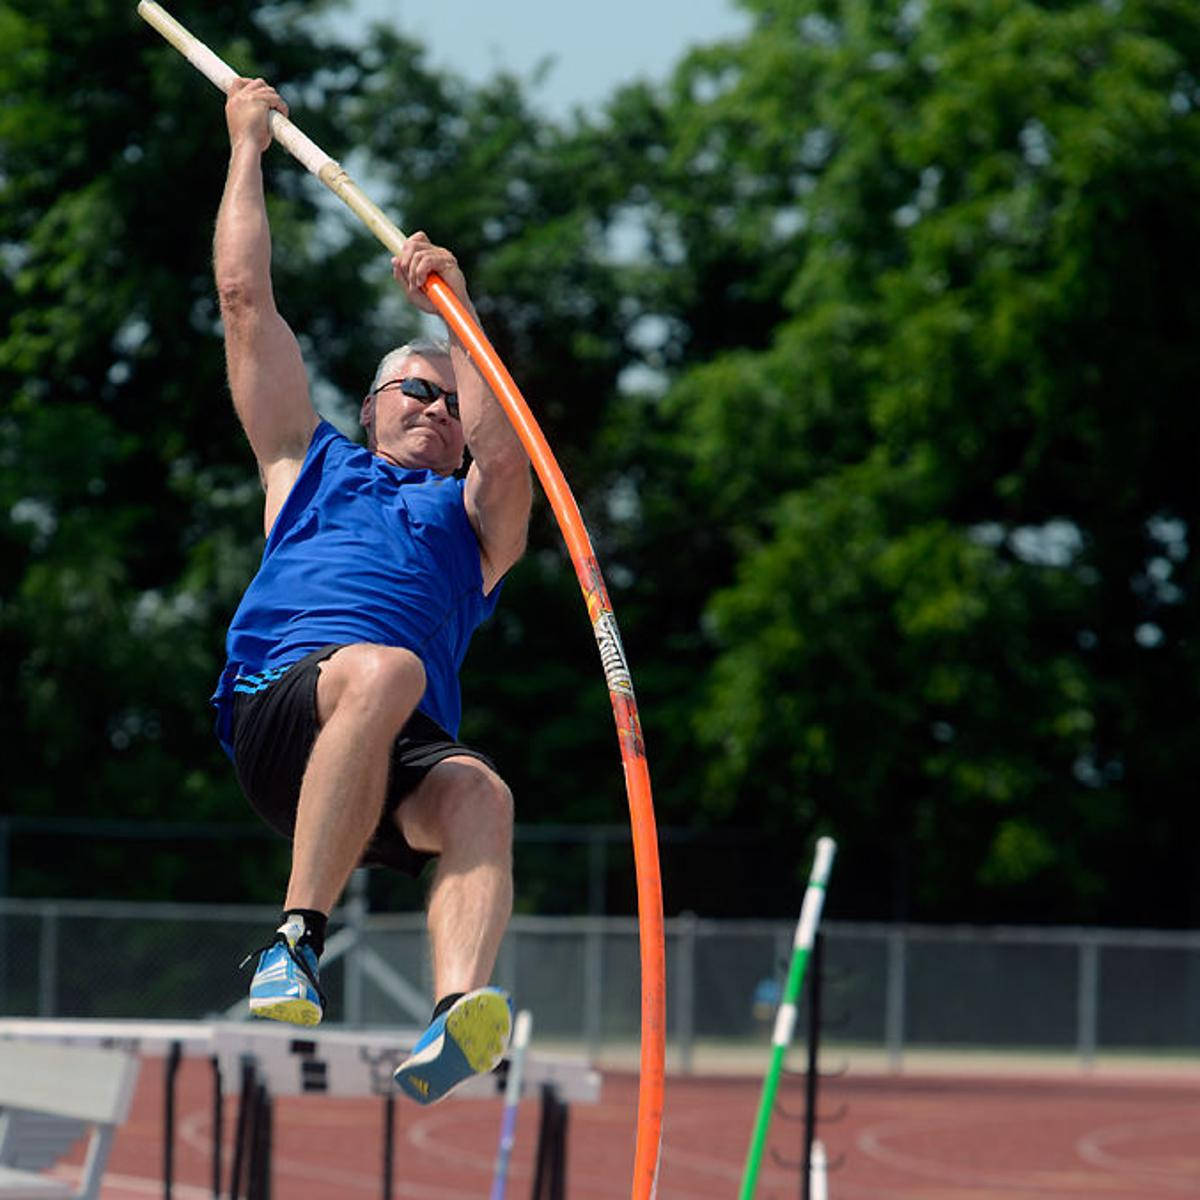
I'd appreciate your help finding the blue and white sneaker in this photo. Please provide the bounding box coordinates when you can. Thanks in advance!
[241,915,326,1027]
[394,987,512,1105]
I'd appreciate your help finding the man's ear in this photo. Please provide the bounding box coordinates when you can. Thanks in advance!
[360,393,375,442]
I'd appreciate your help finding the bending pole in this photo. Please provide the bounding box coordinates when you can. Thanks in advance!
[136,5,666,1194]
[738,837,837,1200]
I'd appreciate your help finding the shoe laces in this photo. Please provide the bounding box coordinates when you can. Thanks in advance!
[241,932,327,1010]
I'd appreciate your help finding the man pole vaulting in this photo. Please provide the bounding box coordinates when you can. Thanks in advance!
[212,72,527,1107]
[138,5,665,1190]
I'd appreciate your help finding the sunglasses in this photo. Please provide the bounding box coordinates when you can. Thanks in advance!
[371,376,460,420]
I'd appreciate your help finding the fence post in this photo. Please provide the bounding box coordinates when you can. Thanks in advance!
[38,904,58,1017]
[583,917,603,1061]
[1077,936,1099,1071]
[0,822,9,1015]
[0,817,9,900]
[675,912,697,1075]
[885,925,906,1072]
[344,869,368,1026]
[497,924,517,998]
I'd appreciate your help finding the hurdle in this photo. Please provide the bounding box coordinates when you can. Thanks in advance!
[0,1018,599,1199]
[738,837,837,1200]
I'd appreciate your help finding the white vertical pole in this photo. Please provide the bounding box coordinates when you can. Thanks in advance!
[810,1138,828,1200]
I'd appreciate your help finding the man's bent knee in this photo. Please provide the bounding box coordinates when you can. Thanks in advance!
[316,643,426,728]
[456,762,512,820]
[400,759,514,855]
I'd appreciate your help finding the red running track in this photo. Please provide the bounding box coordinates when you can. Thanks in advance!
[42,1057,1200,1198]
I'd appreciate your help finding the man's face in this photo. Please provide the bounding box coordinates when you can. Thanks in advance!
[362,353,465,475]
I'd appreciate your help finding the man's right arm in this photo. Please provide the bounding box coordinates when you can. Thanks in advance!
[214,78,317,533]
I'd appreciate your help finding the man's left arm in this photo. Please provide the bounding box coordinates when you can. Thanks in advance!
[393,234,532,594]
[452,339,532,593]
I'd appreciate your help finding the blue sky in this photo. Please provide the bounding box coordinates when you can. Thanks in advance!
[334,0,750,118]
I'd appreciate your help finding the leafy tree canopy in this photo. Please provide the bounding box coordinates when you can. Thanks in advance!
[627,0,1200,921]
[2,0,1197,925]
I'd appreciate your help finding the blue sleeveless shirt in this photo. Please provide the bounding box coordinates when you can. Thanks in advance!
[211,420,499,757]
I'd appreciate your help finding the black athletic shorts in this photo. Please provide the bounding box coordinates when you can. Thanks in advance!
[231,644,497,877]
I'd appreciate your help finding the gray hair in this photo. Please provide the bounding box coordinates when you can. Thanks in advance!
[369,337,453,394]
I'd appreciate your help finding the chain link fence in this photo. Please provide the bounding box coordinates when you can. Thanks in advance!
[3,890,1199,1071]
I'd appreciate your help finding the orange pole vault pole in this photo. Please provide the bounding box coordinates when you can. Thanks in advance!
[137,4,666,1193]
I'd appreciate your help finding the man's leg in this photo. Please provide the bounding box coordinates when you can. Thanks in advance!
[248,643,425,1025]
[287,643,426,911]
[397,757,514,997]
[392,756,515,1103]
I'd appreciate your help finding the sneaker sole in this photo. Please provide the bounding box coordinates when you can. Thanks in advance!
[394,990,511,1104]
[446,991,512,1074]
[249,996,323,1026]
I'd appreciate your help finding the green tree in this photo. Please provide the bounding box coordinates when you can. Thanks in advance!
[0,1,403,897]
[6,0,1199,931]
[630,0,1200,922]
[1,1,670,907]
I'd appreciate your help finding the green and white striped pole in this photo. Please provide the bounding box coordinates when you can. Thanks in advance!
[738,836,837,1200]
